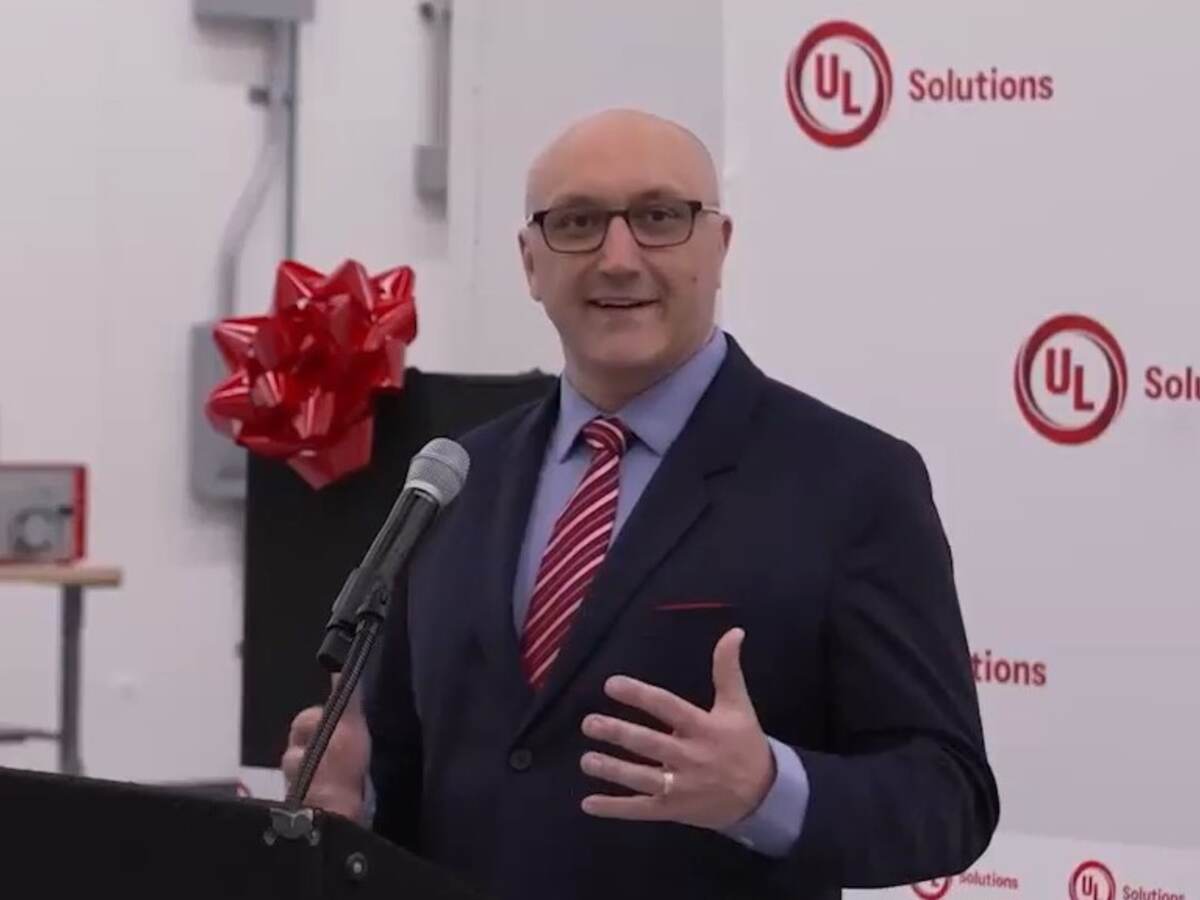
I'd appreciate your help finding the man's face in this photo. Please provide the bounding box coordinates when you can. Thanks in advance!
[519,117,731,387]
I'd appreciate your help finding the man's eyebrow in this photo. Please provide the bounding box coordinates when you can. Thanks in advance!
[537,192,603,210]
[630,188,689,202]
[538,187,691,210]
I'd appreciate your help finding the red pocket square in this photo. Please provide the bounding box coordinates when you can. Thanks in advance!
[653,600,733,612]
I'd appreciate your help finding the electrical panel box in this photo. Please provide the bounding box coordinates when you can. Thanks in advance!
[193,0,314,22]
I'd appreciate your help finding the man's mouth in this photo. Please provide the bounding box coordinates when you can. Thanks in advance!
[587,298,658,309]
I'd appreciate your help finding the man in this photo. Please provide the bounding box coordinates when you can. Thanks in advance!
[284,108,999,899]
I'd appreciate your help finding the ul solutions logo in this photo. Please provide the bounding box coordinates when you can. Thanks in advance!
[786,21,1055,148]
[785,21,893,148]
[1014,315,1129,445]
[911,877,952,899]
[1069,860,1117,900]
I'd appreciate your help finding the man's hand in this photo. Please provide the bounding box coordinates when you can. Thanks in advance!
[281,677,371,824]
[579,628,776,830]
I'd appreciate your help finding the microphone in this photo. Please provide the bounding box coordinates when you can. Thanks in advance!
[318,437,471,673]
[280,438,469,823]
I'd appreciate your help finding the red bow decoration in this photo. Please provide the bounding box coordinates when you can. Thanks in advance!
[205,259,417,489]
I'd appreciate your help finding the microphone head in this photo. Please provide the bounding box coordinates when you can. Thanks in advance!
[405,438,470,506]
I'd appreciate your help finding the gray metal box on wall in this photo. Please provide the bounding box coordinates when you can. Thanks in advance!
[189,323,247,502]
[193,0,314,22]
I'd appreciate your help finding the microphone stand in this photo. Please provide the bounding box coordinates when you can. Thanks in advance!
[268,578,389,843]
[270,492,439,843]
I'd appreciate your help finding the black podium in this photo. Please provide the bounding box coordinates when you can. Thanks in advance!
[0,765,487,899]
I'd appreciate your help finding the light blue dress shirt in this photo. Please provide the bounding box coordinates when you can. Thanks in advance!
[512,329,809,857]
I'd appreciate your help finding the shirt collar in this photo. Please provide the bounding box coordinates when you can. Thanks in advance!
[550,328,728,462]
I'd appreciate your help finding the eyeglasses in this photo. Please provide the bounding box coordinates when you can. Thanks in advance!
[526,199,722,254]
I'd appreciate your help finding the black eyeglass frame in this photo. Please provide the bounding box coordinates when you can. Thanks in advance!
[525,200,723,253]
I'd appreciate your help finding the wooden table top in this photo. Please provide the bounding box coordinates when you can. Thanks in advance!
[0,563,123,588]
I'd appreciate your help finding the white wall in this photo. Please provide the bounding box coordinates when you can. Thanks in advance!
[0,0,722,785]
[0,0,280,780]
[293,0,457,372]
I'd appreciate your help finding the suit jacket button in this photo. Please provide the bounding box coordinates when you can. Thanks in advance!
[509,748,533,772]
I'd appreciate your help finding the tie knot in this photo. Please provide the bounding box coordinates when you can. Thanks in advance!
[581,417,629,456]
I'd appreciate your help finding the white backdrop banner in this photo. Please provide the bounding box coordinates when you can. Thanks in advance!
[721,1,1199,896]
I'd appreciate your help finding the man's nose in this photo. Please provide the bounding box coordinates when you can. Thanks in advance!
[596,215,642,274]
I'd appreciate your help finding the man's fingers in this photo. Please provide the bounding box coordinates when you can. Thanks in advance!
[602,676,705,734]
[287,706,324,749]
[580,794,668,821]
[711,628,750,708]
[304,784,363,821]
[330,673,366,718]
[281,745,305,782]
[580,751,667,797]
[282,698,371,818]
[581,714,686,768]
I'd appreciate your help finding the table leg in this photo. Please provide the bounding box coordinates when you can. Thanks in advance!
[60,585,83,776]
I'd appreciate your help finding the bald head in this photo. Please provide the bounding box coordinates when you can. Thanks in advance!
[524,109,720,215]
[517,108,732,412]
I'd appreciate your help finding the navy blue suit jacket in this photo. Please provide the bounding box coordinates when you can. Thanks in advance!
[365,337,999,899]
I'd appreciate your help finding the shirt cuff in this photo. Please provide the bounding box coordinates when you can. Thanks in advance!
[718,737,809,857]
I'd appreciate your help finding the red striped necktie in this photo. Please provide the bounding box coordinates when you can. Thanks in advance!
[520,416,630,689]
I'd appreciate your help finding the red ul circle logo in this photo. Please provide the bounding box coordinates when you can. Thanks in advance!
[1014,314,1129,445]
[785,21,893,148]
[912,877,952,899]
[1070,860,1117,900]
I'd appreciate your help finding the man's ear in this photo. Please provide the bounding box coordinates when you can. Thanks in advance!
[716,215,733,289]
[518,229,542,303]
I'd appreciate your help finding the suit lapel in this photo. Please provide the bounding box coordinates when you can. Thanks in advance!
[515,338,767,738]
[472,393,558,711]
